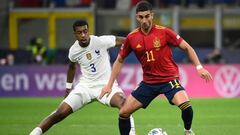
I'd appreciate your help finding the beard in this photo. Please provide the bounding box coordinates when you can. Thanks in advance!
[142,23,151,32]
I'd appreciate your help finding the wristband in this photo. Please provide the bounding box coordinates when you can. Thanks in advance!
[196,65,203,70]
[66,82,72,89]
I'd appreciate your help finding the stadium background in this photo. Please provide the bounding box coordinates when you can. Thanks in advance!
[0,0,240,135]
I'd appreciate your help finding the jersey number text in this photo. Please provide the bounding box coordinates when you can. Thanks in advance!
[90,64,96,72]
[146,50,155,62]
[169,80,181,89]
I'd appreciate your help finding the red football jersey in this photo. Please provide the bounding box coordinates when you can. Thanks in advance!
[119,25,183,84]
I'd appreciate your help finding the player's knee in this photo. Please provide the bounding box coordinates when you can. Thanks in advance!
[119,108,131,118]
[178,101,192,111]
[119,113,130,119]
[178,101,193,117]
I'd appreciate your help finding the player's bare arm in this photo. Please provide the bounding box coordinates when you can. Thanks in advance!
[100,55,124,99]
[65,61,77,98]
[115,36,126,47]
[179,40,212,82]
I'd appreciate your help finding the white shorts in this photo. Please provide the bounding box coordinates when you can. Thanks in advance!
[63,82,123,112]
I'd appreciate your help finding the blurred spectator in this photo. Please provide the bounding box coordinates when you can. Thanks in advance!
[6,54,15,65]
[0,54,15,66]
[203,48,225,63]
[27,37,47,64]
[0,58,6,66]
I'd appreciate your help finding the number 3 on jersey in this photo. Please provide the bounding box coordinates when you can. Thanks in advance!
[90,63,96,72]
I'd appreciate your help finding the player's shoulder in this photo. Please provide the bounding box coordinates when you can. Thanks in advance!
[154,24,166,30]
[69,40,79,53]
[154,25,175,35]
[69,40,78,49]
[89,35,98,41]
[88,35,102,45]
[127,28,140,37]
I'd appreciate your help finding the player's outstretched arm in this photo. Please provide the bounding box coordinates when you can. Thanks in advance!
[179,40,212,82]
[65,61,77,98]
[100,55,124,99]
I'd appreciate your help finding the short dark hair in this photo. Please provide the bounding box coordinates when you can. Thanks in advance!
[73,20,88,31]
[136,0,152,13]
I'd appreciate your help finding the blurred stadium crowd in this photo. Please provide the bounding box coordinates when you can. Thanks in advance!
[0,0,240,65]
[12,0,240,8]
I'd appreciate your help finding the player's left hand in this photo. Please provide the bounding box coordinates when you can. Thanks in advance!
[99,85,112,99]
[197,68,212,82]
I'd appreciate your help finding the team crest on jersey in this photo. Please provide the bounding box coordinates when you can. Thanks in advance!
[86,53,92,60]
[153,37,161,51]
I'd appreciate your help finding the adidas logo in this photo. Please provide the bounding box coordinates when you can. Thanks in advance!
[136,44,142,49]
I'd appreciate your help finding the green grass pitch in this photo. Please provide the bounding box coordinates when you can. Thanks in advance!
[0,97,240,135]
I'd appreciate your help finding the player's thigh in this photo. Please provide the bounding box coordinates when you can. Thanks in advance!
[97,84,123,107]
[63,84,92,112]
[109,92,125,109]
[120,95,142,116]
[163,79,189,105]
[131,81,159,108]
[171,90,190,106]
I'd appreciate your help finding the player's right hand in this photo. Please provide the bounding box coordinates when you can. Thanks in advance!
[197,68,212,82]
[99,85,112,99]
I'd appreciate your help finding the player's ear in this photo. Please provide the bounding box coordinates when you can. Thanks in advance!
[151,12,154,19]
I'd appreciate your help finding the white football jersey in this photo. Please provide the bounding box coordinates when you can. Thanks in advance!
[68,35,116,83]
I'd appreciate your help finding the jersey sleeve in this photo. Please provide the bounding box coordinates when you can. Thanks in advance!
[98,35,116,49]
[165,28,183,46]
[119,37,132,60]
[68,46,77,62]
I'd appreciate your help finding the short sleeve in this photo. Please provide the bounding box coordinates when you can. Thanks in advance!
[165,28,183,46]
[68,46,77,62]
[119,37,132,60]
[98,35,116,49]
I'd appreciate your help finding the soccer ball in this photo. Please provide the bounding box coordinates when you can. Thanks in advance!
[148,128,168,135]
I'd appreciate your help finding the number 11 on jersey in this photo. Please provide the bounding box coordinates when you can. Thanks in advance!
[146,50,155,62]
